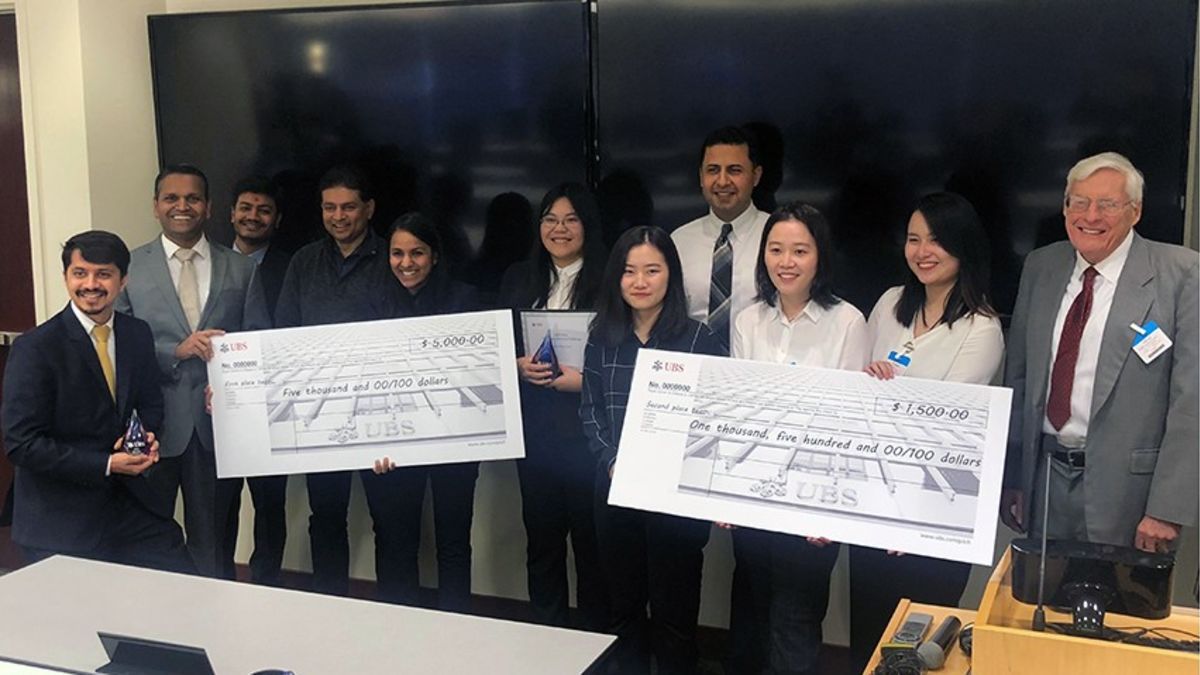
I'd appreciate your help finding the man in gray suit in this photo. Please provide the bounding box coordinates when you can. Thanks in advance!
[117,164,271,576]
[1002,152,1198,552]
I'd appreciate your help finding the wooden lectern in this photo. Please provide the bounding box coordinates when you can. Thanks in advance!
[973,549,1200,674]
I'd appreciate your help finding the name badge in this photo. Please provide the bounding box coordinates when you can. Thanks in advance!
[1130,321,1172,365]
[886,350,912,369]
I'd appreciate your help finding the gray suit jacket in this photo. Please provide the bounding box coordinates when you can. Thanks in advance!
[1004,233,1199,546]
[116,237,271,458]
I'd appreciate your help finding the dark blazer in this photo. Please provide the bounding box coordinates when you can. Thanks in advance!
[497,258,601,312]
[498,260,591,441]
[1,306,167,552]
[1004,233,1199,545]
[497,259,541,311]
[257,243,293,322]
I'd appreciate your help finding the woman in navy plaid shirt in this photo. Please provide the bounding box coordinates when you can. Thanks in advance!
[580,225,723,674]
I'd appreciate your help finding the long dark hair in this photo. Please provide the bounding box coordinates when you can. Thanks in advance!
[894,192,996,328]
[388,211,443,261]
[754,202,839,310]
[386,211,447,300]
[526,183,607,310]
[590,226,690,346]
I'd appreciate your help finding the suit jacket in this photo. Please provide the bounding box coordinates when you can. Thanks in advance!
[257,243,292,323]
[1,307,168,552]
[1004,233,1199,545]
[497,260,591,442]
[116,238,271,458]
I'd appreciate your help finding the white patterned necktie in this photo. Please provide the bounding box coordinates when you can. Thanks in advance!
[174,247,201,331]
[707,222,734,353]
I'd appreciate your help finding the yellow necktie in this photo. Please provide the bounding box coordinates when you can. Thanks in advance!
[93,324,116,401]
[175,247,201,331]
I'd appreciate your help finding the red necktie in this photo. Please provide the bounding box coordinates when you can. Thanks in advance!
[1046,266,1099,431]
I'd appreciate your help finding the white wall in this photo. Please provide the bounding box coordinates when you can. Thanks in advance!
[15,0,164,322]
[12,0,1198,648]
[16,0,94,321]
[77,1,164,237]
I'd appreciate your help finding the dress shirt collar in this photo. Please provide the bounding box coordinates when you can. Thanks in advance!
[234,241,269,266]
[704,204,762,246]
[544,257,585,310]
[1072,229,1133,286]
[161,233,210,261]
[69,300,113,335]
[771,298,825,327]
[554,257,584,278]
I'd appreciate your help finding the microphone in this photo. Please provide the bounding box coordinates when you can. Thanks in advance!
[1032,448,1053,632]
[915,615,961,670]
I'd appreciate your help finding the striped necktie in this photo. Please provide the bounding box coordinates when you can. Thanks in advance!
[707,222,734,352]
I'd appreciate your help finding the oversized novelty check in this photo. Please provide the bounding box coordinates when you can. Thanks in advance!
[609,350,1012,565]
[207,310,524,478]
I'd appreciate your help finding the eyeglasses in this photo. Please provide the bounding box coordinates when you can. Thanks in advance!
[1063,195,1135,215]
[540,214,582,228]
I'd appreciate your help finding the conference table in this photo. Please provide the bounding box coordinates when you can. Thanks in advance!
[0,556,615,674]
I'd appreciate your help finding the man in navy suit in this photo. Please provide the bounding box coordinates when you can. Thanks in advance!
[1,231,191,572]
[227,175,293,585]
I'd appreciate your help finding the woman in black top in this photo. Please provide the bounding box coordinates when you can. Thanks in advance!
[497,183,609,629]
[373,212,480,613]
[580,226,723,675]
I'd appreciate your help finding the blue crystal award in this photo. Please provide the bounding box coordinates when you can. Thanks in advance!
[533,330,562,379]
[123,409,149,456]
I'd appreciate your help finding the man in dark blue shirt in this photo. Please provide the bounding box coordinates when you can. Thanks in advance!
[273,166,405,602]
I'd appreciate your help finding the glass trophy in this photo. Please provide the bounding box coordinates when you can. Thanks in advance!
[533,330,562,379]
[124,409,149,456]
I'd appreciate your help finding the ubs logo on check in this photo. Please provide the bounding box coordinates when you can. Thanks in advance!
[329,419,417,444]
[652,360,685,373]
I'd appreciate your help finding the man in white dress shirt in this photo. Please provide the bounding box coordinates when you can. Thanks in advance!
[117,164,270,576]
[672,125,769,355]
[672,125,771,673]
[1002,152,1198,552]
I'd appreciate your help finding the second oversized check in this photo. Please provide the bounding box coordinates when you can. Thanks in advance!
[207,310,524,478]
[609,350,1012,565]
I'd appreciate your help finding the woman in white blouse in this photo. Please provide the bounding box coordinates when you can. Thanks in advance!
[850,192,1003,669]
[728,202,869,674]
[496,183,609,631]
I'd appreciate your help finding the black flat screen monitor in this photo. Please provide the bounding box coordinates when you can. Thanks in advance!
[1010,537,1175,622]
[149,1,590,260]
[595,0,1197,315]
[148,1,1196,315]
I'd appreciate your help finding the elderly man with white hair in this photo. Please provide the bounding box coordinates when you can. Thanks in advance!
[1001,151,1198,552]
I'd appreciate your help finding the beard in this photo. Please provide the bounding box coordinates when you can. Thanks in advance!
[235,222,273,246]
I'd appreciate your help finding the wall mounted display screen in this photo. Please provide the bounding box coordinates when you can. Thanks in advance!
[150,1,1195,316]
[595,0,1197,314]
[150,0,589,275]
